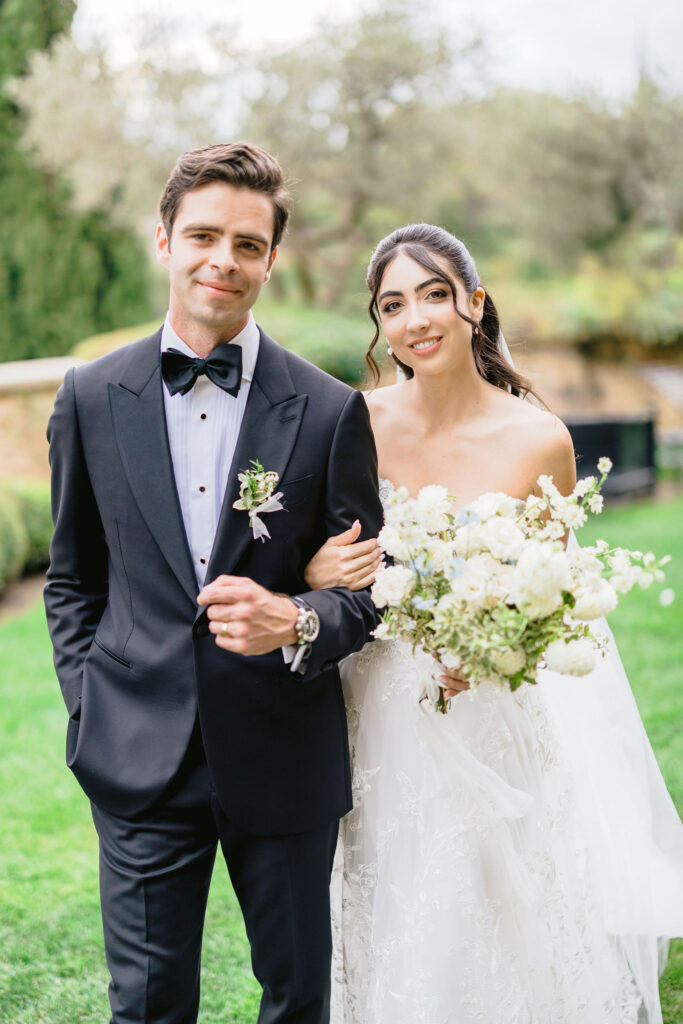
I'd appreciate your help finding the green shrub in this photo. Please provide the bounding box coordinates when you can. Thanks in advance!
[0,487,30,595]
[8,479,53,572]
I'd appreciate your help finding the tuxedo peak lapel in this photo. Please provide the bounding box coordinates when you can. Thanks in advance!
[202,332,306,590]
[109,333,198,606]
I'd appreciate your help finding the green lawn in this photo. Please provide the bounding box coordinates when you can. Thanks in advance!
[0,496,681,1022]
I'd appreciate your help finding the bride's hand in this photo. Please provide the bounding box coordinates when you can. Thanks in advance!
[304,520,381,591]
[436,661,471,698]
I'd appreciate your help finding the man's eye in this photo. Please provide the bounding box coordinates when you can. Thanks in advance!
[239,242,258,251]
[193,233,211,242]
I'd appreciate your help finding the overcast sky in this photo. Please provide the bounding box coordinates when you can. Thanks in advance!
[74,0,682,99]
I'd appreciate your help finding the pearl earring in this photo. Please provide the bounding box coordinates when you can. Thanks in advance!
[387,344,393,355]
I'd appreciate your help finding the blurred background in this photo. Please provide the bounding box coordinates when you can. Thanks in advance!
[0,2,682,1019]
[1,0,682,491]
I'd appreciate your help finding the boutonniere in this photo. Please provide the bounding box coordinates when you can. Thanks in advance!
[233,459,285,542]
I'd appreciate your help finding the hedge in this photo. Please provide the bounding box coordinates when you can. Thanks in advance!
[0,479,52,596]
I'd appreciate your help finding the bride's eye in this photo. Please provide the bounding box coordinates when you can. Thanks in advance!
[381,300,401,314]
[426,288,448,301]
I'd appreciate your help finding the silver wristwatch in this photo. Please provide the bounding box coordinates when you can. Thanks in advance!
[289,596,320,645]
[288,597,320,674]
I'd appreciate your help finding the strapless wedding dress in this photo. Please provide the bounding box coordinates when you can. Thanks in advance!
[330,479,683,1024]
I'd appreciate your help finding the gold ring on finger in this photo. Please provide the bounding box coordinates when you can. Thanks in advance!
[221,622,229,637]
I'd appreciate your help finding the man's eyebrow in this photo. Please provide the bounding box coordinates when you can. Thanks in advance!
[378,277,449,303]
[179,223,269,247]
[180,223,221,233]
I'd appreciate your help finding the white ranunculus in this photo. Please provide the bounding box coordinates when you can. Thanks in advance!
[426,538,455,571]
[371,565,415,608]
[417,484,450,513]
[377,524,411,561]
[477,516,525,561]
[587,493,604,514]
[544,637,597,676]
[384,493,419,529]
[572,579,618,620]
[452,523,485,558]
[507,541,571,619]
[469,491,520,521]
[489,646,527,676]
[449,554,503,609]
[598,456,613,474]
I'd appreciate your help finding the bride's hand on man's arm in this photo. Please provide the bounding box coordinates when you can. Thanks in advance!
[304,520,381,591]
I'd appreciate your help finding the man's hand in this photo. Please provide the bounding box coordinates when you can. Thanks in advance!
[197,575,298,655]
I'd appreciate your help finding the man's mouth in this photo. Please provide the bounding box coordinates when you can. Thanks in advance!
[198,281,240,296]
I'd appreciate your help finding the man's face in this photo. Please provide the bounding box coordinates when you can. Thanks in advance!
[156,182,277,343]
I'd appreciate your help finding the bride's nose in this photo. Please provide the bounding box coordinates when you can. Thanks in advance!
[406,303,429,332]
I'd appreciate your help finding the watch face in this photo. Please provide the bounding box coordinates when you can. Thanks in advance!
[300,609,320,643]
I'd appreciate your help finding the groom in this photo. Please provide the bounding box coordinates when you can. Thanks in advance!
[44,142,383,1024]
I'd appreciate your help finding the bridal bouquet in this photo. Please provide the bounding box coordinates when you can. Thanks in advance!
[371,459,670,711]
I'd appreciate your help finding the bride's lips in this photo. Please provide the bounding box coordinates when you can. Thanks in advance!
[409,336,442,355]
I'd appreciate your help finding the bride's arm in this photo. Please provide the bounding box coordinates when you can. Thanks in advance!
[304,521,381,591]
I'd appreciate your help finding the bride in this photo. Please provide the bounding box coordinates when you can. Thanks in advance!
[303,224,683,1023]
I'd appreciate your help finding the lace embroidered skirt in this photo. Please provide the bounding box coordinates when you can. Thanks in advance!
[330,640,642,1024]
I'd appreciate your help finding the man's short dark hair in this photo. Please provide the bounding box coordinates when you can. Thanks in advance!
[160,142,290,252]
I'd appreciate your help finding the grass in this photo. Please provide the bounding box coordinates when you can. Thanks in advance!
[0,496,681,1021]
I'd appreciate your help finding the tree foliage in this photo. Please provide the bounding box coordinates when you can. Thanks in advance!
[0,0,151,361]
[7,3,683,349]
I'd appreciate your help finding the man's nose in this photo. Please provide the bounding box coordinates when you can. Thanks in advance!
[210,241,239,272]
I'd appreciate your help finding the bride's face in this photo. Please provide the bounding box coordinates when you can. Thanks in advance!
[377,252,484,377]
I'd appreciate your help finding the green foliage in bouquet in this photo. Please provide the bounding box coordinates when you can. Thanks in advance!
[372,461,671,711]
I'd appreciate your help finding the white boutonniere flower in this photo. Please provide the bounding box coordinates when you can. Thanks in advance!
[233,459,284,542]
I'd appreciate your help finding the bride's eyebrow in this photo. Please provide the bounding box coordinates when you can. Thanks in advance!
[378,276,449,303]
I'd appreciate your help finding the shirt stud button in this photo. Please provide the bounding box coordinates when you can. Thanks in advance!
[199,485,206,493]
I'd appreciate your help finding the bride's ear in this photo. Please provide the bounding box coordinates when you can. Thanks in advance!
[471,286,486,320]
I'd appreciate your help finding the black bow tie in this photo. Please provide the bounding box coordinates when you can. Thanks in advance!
[161,343,243,398]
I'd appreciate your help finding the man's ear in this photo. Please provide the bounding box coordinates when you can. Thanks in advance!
[264,246,278,282]
[156,222,171,267]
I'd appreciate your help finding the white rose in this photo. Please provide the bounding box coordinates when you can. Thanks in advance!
[452,523,485,557]
[507,541,571,619]
[470,492,520,521]
[477,517,525,561]
[572,579,618,620]
[426,538,455,571]
[371,565,415,607]
[384,493,419,529]
[489,646,527,676]
[377,524,411,561]
[544,637,597,676]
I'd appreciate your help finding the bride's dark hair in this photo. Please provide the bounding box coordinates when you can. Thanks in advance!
[366,223,538,400]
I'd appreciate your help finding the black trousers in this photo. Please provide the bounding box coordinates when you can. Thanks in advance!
[90,726,339,1024]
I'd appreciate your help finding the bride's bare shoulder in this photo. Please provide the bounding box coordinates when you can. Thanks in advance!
[363,383,407,428]
[499,393,576,492]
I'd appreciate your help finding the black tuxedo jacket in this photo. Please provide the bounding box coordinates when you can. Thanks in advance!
[44,326,383,834]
